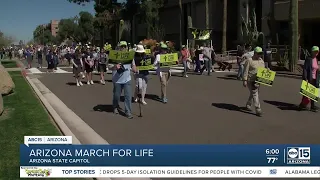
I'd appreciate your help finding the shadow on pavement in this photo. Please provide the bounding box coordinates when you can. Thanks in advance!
[216,74,239,81]
[66,82,77,86]
[93,104,127,117]
[264,100,299,111]
[118,94,161,103]
[211,103,255,115]
[144,94,162,102]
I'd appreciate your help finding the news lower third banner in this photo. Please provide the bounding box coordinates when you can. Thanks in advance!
[20,136,320,178]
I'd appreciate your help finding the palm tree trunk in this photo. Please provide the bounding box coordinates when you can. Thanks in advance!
[205,0,209,29]
[289,0,299,72]
[179,0,183,49]
[270,0,277,44]
[222,0,227,53]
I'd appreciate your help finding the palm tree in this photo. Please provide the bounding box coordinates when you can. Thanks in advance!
[222,0,227,53]
[289,0,299,72]
[205,0,209,29]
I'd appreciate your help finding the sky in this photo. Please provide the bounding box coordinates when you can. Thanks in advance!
[0,0,121,43]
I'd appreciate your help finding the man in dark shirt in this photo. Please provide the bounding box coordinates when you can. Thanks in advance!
[65,51,72,66]
[37,48,43,68]
[264,42,272,69]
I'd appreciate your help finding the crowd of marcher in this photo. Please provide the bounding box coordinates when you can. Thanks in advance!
[1,40,319,119]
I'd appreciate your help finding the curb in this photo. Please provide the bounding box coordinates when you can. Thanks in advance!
[25,76,81,145]
[16,58,150,180]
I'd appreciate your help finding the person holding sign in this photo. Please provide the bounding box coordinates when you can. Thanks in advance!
[133,45,151,105]
[112,41,137,119]
[298,46,319,112]
[153,43,171,103]
[242,47,265,117]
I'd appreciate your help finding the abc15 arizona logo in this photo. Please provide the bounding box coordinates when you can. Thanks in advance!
[286,147,311,164]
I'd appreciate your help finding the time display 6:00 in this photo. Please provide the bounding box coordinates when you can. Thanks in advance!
[265,149,280,155]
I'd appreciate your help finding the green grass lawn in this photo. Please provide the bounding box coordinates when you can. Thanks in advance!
[1,60,18,68]
[0,71,82,180]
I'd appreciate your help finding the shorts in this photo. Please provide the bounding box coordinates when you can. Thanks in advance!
[85,64,93,72]
[98,64,107,72]
[73,65,82,76]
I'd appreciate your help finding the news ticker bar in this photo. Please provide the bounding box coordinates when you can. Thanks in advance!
[20,166,320,178]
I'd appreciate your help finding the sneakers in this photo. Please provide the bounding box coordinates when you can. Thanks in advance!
[87,81,90,85]
[256,111,263,117]
[162,98,168,104]
[79,81,83,86]
[141,100,147,105]
[100,80,105,85]
[114,108,133,119]
[244,105,251,111]
[134,98,147,105]
[90,80,94,85]
[298,104,308,111]
[77,82,80,87]
[311,106,319,112]
[184,75,188,78]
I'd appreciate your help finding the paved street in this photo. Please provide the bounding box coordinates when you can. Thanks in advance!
[35,70,320,145]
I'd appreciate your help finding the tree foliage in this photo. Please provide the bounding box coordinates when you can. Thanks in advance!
[76,11,95,43]
[33,24,57,45]
[56,18,78,42]
[33,11,95,44]
[122,0,141,20]
[0,31,15,48]
[94,0,122,30]
[140,0,165,38]
[68,0,92,5]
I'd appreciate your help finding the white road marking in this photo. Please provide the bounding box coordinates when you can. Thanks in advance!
[28,68,42,74]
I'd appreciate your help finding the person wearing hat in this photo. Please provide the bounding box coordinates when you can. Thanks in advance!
[153,43,171,103]
[242,46,265,117]
[119,41,128,50]
[112,40,137,119]
[298,46,319,112]
[133,45,149,105]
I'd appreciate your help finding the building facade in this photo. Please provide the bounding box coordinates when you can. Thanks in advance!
[133,0,319,50]
[135,0,256,51]
[50,20,59,37]
[273,0,320,48]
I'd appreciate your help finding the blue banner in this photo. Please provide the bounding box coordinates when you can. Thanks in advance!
[20,145,319,166]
